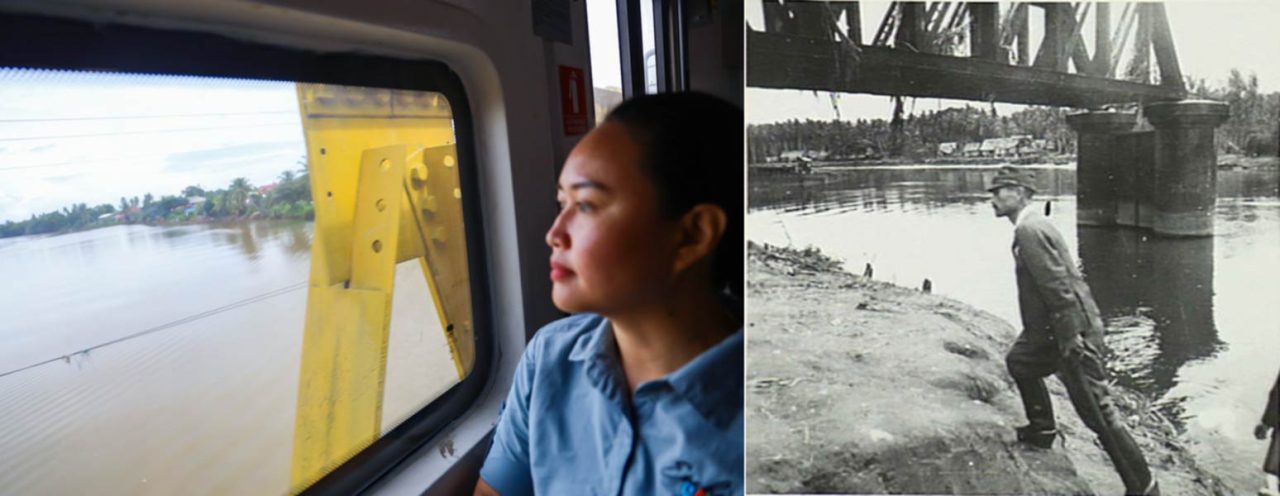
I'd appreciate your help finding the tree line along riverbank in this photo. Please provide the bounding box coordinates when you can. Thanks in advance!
[1,168,313,239]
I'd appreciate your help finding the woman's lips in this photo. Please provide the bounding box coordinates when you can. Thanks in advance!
[550,262,574,281]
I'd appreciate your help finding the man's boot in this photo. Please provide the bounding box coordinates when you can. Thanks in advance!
[1012,375,1057,448]
[1015,424,1058,449]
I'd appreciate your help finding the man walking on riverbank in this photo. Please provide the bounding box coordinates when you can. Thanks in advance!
[988,166,1159,495]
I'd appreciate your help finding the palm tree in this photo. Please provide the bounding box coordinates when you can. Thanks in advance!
[212,193,227,217]
[228,177,253,217]
[293,157,310,185]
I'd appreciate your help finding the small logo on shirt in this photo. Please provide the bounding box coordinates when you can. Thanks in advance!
[662,460,733,496]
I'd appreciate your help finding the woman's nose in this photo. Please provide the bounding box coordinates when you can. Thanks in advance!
[546,211,569,249]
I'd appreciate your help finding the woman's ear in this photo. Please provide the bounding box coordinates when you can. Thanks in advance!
[672,203,727,276]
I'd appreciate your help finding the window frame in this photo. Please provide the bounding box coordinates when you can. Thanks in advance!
[616,0,690,96]
[0,11,495,496]
[652,0,690,92]
[616,0,648,98]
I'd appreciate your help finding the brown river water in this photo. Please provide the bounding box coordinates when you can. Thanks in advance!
[0,220,459,495]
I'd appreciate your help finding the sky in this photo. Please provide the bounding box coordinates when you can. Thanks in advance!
[0,70,308,223]
[745,0,1280,124]
[586,0,623,90]
[585,0,657,93]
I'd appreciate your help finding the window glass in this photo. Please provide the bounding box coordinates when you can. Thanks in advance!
[641,0,659,93]
[586,0,625,124]
[0,68,473,494]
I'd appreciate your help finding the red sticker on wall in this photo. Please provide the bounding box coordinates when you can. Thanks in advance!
[558,65,588,136]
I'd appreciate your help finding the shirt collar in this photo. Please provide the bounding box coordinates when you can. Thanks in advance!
[1014,203,1037,227]
[567,314,613,363]
[665,329,743,428]
[567,316,628,402]
[567,316,744,428]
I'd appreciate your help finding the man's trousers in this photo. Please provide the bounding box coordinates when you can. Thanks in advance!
[1006,331,1154,494]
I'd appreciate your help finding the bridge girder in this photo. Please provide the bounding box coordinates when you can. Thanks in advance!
[751,2,1188,107]
[749,31,1185,108]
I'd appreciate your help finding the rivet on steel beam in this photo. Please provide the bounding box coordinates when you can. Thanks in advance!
[410,164,429,187]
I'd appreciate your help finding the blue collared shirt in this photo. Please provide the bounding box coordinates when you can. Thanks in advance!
[480,313,744,496]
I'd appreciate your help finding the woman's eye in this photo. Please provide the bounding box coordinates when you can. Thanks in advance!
[575,202,593,213]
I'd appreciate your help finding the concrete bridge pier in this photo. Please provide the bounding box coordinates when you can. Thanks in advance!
[1111,129,1155,228]
[1066,111,1137,227]
[1143,101,1230,236]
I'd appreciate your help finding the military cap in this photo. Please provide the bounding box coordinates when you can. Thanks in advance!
[987,165,1039,193]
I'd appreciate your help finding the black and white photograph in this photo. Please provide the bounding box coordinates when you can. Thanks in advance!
[744,1,1279,495]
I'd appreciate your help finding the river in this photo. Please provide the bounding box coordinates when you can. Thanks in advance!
[0,221,459,494]
[748,165,1280,493]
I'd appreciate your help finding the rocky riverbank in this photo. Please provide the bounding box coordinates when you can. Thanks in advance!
[745,242,1230,495]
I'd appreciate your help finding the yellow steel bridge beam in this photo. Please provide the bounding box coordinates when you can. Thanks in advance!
[287,83,474,493]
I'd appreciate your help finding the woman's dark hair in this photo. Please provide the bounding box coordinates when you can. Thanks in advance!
[604,92,743,298]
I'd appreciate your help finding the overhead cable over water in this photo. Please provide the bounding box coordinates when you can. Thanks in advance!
[0,281,307,380]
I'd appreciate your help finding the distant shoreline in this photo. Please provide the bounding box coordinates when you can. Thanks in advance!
[750,154,1075,170]
[0,216,311,241]
[750,153,1278,172]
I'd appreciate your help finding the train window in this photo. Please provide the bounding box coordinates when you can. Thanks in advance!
[0,67,472,495]
[0,13,491,496]
[640,0,660,93]
[586,0,625,123]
